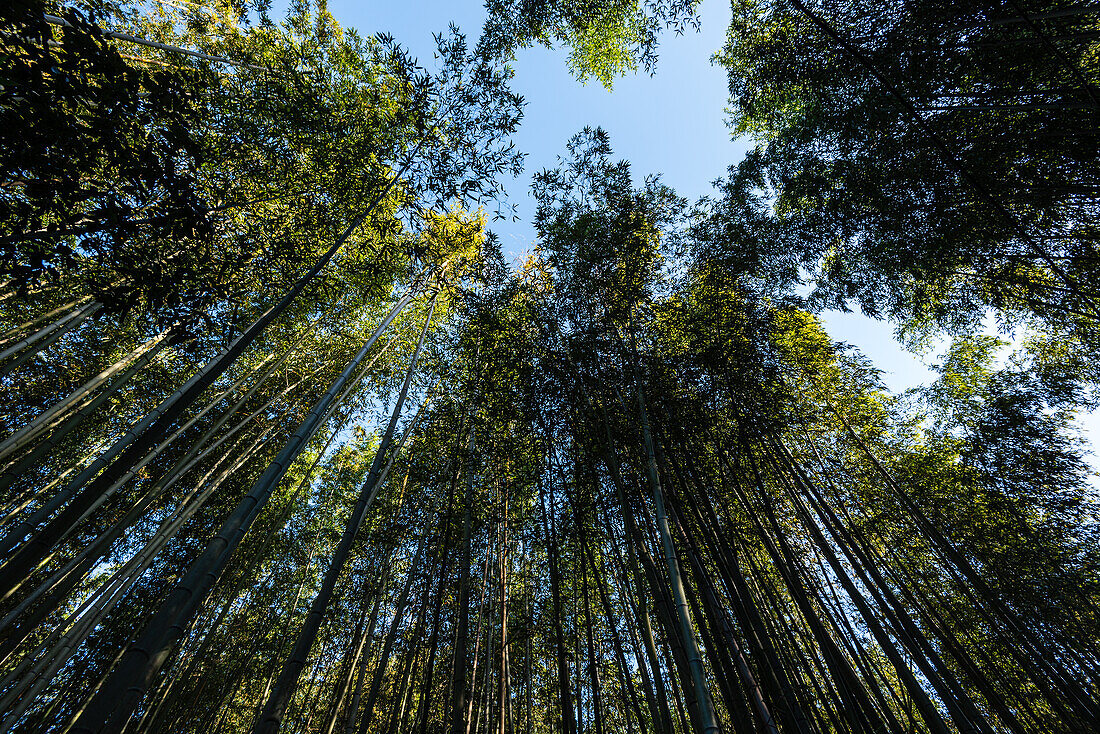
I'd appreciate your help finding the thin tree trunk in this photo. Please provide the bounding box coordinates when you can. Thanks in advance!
[0,297,92,348]
[253,296,435,734]
[541,475,576,734]
[0,328,171,464]
[0,301,100,375]
[450,423,478,734]
[358,507,439,732]
[1,187,414,603]
[69,276,422,734]
[633,378,719,734]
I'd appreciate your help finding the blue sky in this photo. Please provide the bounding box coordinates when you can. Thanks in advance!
[351,0,746,254]
[332,0,944,390]
[319,0,1098,471]
[327,1,936,383]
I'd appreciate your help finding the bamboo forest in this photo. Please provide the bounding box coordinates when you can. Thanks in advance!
[2,0,1100,732]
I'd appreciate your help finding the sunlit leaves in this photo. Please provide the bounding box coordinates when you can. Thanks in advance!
[483,0,701,88]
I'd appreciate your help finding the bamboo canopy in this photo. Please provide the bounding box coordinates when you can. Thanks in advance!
[1,1,1098,733]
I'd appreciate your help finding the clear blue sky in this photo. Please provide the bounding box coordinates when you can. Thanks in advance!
[345,0,747,259]
[324,1,935,384]
[318,1,1098,470]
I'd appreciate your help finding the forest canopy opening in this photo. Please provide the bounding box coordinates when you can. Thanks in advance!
[0,1,1098,733]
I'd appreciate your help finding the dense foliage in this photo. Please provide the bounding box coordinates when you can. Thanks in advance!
[483,0,701,86]
[716,0,1100,383]
[0,1,1097,734]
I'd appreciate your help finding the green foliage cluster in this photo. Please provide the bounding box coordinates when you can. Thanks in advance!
[483,0,701,87]
[714,0,1100,382]
[0,1,1098,734]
